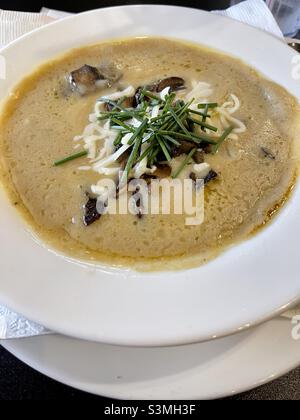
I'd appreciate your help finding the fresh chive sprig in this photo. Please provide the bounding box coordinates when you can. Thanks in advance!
[172,148,197,178]
[54,87,235,177]
[54,150,88,167]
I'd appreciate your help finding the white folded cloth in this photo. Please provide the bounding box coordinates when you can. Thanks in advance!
[214,0,284,38]
[0,0,298,338]
[0,9,54,47]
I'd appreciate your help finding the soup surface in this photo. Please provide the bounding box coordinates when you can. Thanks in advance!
[0,37,299,270]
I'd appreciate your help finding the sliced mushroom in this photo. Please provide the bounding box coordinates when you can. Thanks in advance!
[134,77,185,106]
[154,77,185,93]
[83,196,101,226]
[69,62,122,95]
[69,65,104,95]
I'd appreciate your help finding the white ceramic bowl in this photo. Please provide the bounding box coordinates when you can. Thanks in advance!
[0,5,300,347]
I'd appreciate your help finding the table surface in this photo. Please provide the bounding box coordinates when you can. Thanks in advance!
[1,0,299,401]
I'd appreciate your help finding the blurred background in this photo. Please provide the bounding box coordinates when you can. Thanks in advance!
[0,0,299,37]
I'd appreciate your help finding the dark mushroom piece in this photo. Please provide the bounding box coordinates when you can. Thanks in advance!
[104,96,136,112]
[140,174,158,185]
[204,169,218,185]
[122,96,137,108]
[131,182,147,219]
[83,196,101,226]
[172,140,196,157]
[172,142,204,164]
[134,77,185,106]
[189,172,197,183]
[104,102,114,112]
[69,65,105,95]
[202,144,213,154]
[193,149,205,164]
[190,169,218,186]
[69,62,122,95]
[134,86,145,106]
[153,163,172,178]
[261,147,275,160]
[154,77,185,93]
[133,192,143,219]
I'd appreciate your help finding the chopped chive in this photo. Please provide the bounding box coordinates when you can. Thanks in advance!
[94,94,231,175]
[168,107,190,135]
[150,100,161,107]
[99,99,143,121]
[141,89,163,102]
[151,113,172,123]
[163,104,188,131]
[158,130,217,145]
[188,109,211,118]
[163,135,181,146]
[187,117,218,132]
[98,98,122,110]
[201,104,209,132]
[211,126,234,154]
[178,98,195,116]
[127,120,148,145]
[54,150,88,167]
[165,98,195,131]
[111,118,135,133]
[113,131,124,147]
[148,146,160,166]
[172,148,197,178]
[110,126,131,133]
[162,93,176,114]
[99,111,144,118]
[197,103,218,109]
[97,115,110,121]
[137,142,156,163]
[160,115,176,131]
[120,136,143,185]
[157,135,172,162]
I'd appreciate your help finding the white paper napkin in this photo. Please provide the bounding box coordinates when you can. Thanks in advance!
[0,1,298,338]
[0,9,54,47]
[214,0,284,38]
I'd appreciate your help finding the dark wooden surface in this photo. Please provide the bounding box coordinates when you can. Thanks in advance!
[0,0,299,401]
[0,0,230,13]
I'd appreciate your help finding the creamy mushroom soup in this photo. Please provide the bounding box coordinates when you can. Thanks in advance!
[0,37,299,270]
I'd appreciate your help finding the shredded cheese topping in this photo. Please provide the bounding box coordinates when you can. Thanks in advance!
[73,81,247,197]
